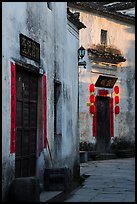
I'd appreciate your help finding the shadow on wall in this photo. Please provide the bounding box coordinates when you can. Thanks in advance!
[124,27,135,141]
[54,134,62,167]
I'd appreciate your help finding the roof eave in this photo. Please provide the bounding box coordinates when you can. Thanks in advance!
[68,2,135,25]
[67,8,86,30]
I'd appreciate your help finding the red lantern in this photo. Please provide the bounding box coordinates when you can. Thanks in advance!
[114,85,119,94]
[89,105,96,114]
[115,106,120,114]
[115,96,119,104]
[89,84,95,92]
[89,95,95,103]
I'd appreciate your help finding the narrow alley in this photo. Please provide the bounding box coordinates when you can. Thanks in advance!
[2,2,135,202]
[63,157,135,202]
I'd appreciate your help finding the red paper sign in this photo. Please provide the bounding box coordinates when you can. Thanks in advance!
[43,75,47,148]
[92,97,96,137]
[110,98,114,137]
[10,62,16,153]
[98,89,108,96]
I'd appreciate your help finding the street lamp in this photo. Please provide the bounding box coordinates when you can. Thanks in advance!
[78,46,86,68]
[78,46,85,59]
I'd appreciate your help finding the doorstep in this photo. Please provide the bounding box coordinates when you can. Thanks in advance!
[115,149,135,158]
[40,180,82,202]
[95,153,117,160]
[40,190,63,202]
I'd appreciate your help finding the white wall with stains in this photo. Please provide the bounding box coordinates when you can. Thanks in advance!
[2,2,79,200]
[78,11,135,144]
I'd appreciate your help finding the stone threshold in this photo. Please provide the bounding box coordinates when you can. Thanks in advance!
[40,179,86,202]
[40,191,63,202]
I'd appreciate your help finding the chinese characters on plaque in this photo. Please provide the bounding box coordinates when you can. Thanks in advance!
[95,75,118,88]
[20,33,40,62]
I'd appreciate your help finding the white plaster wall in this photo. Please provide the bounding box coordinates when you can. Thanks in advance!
[78,11,135,143]
[2,2,55,198]
[2,3,28,199]
[51,4,79,171]
[2,2,80,199]
[61,21,79,169]
[48,3,67,166]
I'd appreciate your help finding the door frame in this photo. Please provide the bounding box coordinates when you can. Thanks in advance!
[10,59,46,177]
[92,89,114,152]
[15,66,38,177]
[96,95,111,153]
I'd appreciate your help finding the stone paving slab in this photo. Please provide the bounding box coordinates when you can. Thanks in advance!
[63,158,135,202]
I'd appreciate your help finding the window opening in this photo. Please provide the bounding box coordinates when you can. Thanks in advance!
[101,29,107,46]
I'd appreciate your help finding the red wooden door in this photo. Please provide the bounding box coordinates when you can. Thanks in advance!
[96,96,110,153]
[15,66,38,177]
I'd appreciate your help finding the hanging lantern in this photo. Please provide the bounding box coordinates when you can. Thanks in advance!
[89,95,95,103]
[89,84,95,93]
[115,105,120,114]
[89,105,96,114]
[114,85,119,94]
[115,95,119,104]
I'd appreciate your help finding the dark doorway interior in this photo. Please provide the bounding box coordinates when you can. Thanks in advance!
[96,96,110,153]
[15,66,38,177]
[54,80,62,136]
[54,80,62,162]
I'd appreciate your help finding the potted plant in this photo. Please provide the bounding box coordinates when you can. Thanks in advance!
[87,44,126,64]
[80,142,97,161]
[111,137,135,158]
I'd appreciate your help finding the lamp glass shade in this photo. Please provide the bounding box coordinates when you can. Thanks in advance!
[115,96,119,104]
[114,85,119,94]
[78,46,85,58]
[89,84,95,92]
[115,105,120,114]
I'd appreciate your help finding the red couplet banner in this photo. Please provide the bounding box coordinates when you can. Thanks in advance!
[43,75,47,148]
[110,97,114,137]
[10,62,16,153]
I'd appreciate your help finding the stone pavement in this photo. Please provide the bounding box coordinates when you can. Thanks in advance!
[63,157,135,202]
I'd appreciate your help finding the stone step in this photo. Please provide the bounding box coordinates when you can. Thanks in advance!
[95,153,117,160]
[80,151,117,162]
[7,177,40,202]
[40,190,63,202]
[40,180,81,202]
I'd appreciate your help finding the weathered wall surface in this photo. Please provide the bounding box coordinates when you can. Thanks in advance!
[2,2,79,200]
[62,20,79,176]
[78,12,135,143]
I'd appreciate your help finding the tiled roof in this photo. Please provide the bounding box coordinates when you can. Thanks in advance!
[67,8,86,30]
[68,2,135,24]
